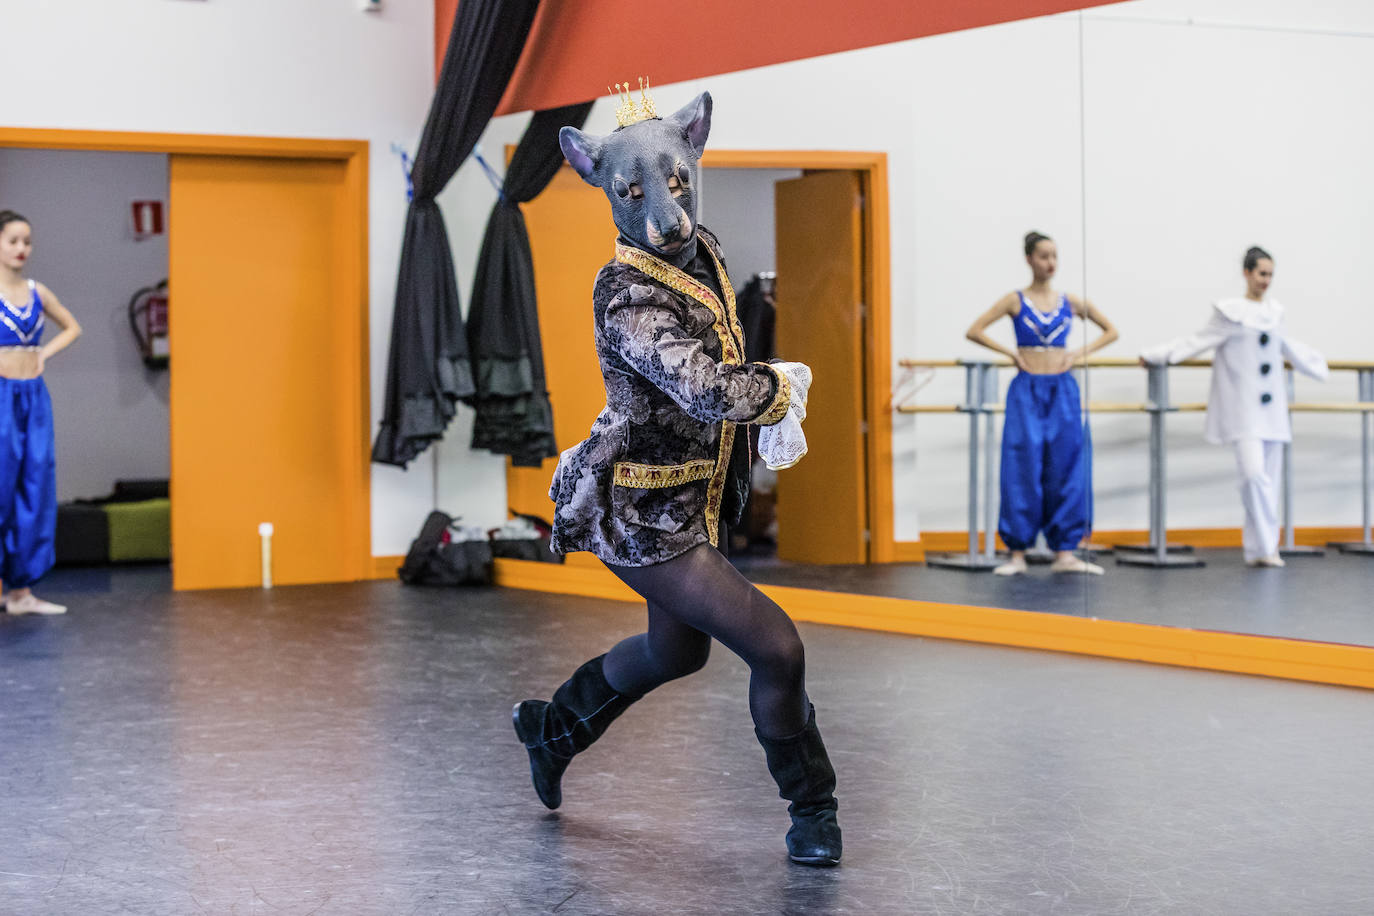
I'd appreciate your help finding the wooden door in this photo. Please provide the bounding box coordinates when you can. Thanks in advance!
[774,171,868,564]
[506,166,616,531]
[169,154,368,589]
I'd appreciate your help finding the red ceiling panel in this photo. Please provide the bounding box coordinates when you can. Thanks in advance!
[435,0,1126,116]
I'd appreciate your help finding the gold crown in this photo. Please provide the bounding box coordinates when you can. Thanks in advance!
[609,78,659,129]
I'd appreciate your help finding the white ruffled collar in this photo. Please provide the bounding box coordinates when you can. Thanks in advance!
[1214,297,1282,330]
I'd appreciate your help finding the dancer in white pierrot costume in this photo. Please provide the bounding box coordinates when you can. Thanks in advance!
[1141,246,1327,567]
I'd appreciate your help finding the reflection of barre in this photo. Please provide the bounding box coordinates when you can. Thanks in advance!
[1113,364,1201,566]
[1286,402,1374,412]
[1280,368,1320,557]
[897,401,1371,414]
[1329,367,1374,556]
[898,357,1374,370]
[894,356,1374,567]
[922,361,1002,570]
[896,402,1212,414]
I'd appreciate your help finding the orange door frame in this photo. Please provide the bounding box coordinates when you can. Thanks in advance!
[0,127,372,584]
[701,150,894,562]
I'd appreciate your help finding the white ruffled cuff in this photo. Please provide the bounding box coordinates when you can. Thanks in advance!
[758,362,812,470]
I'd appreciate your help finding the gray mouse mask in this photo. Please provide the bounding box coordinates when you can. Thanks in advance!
[559,91,712,268]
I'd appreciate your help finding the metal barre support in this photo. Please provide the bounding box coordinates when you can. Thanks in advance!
[1367,369,1373,546]
[967,364,978,557]
[1280,367,1324,557]
[1330,368,1374,555]
[982,364,998,562]
[1116,364,1204,568]
[925,361,1003,570]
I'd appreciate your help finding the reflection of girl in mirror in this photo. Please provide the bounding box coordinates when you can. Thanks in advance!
[965,231,1119,576]
[0,210,82,615]
[1141,247,1327,567]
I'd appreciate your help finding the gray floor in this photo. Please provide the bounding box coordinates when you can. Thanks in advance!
[3,570,1373,914]
[733,548,1374,647]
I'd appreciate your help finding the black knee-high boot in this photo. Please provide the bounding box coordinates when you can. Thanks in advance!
[756,705,843,866]
[512,654,640,810]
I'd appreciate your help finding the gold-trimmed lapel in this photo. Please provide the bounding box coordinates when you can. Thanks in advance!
[702,244,747,359]
[614,240,744,365]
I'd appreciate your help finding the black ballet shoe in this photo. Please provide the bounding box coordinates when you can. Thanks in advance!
[782,807,843,867]
[512,700,573,809]
[512,654,639,810]
[756,705,843,867]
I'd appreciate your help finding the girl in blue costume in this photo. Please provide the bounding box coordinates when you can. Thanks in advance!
[0,211,82,614]
[965,231,1118,576]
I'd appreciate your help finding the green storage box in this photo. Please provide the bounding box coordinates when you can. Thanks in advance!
[103,497,171,562]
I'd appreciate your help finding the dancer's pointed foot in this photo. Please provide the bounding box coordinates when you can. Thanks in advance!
[512,700,572,809]
[511,655,639,810]
[3,593,68,615]
[993,556,1027,576]
[1049,554,1104,575]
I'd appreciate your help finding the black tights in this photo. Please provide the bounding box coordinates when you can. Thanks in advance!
[603,542,810,739]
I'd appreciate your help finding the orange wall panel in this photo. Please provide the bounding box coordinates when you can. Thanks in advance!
[170,155,369,589]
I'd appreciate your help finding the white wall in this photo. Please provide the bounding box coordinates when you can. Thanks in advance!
[699,168,803,285]
[444,0,1374,542]
[0,149,170,501]
[5,0,441,555]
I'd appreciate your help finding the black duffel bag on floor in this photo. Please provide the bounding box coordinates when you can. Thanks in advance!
[488,510,562,564]
[398,511,493,586]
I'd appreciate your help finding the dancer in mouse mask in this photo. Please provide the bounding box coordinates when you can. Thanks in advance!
[511,83,839,867]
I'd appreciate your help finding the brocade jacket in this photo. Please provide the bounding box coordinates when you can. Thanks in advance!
[549,227,793,567]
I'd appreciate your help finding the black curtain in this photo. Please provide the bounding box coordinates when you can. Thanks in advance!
[466,102,594,467]
[371,0,541,468]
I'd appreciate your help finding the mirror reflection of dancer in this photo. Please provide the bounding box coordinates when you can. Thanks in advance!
[965,231,1119,576]
[1142,246,1327,567]
[510,89,841,866]
[0,211,82,614]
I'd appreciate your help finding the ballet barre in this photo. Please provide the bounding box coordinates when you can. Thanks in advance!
[1281,367,1324,557]
[1327,363,1374,555]
[912,360,1001,569]
[894,357,1374,569]
[1119,364,1205,567]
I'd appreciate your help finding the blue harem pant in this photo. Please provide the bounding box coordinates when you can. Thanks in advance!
[997,371,1092,552]
[0,377,57,589]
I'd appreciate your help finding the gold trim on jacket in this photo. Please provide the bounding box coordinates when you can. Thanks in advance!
[614,238,749,548]
[613,459,716,489]
[614,242,742,361]
[756,371,792,425]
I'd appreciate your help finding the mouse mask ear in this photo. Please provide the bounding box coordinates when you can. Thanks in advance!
[666,92,712,158]
[560,126,605,186]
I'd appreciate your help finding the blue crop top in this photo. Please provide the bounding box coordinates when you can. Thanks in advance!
[1013,291,1071,349]
[0,280,44,348]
